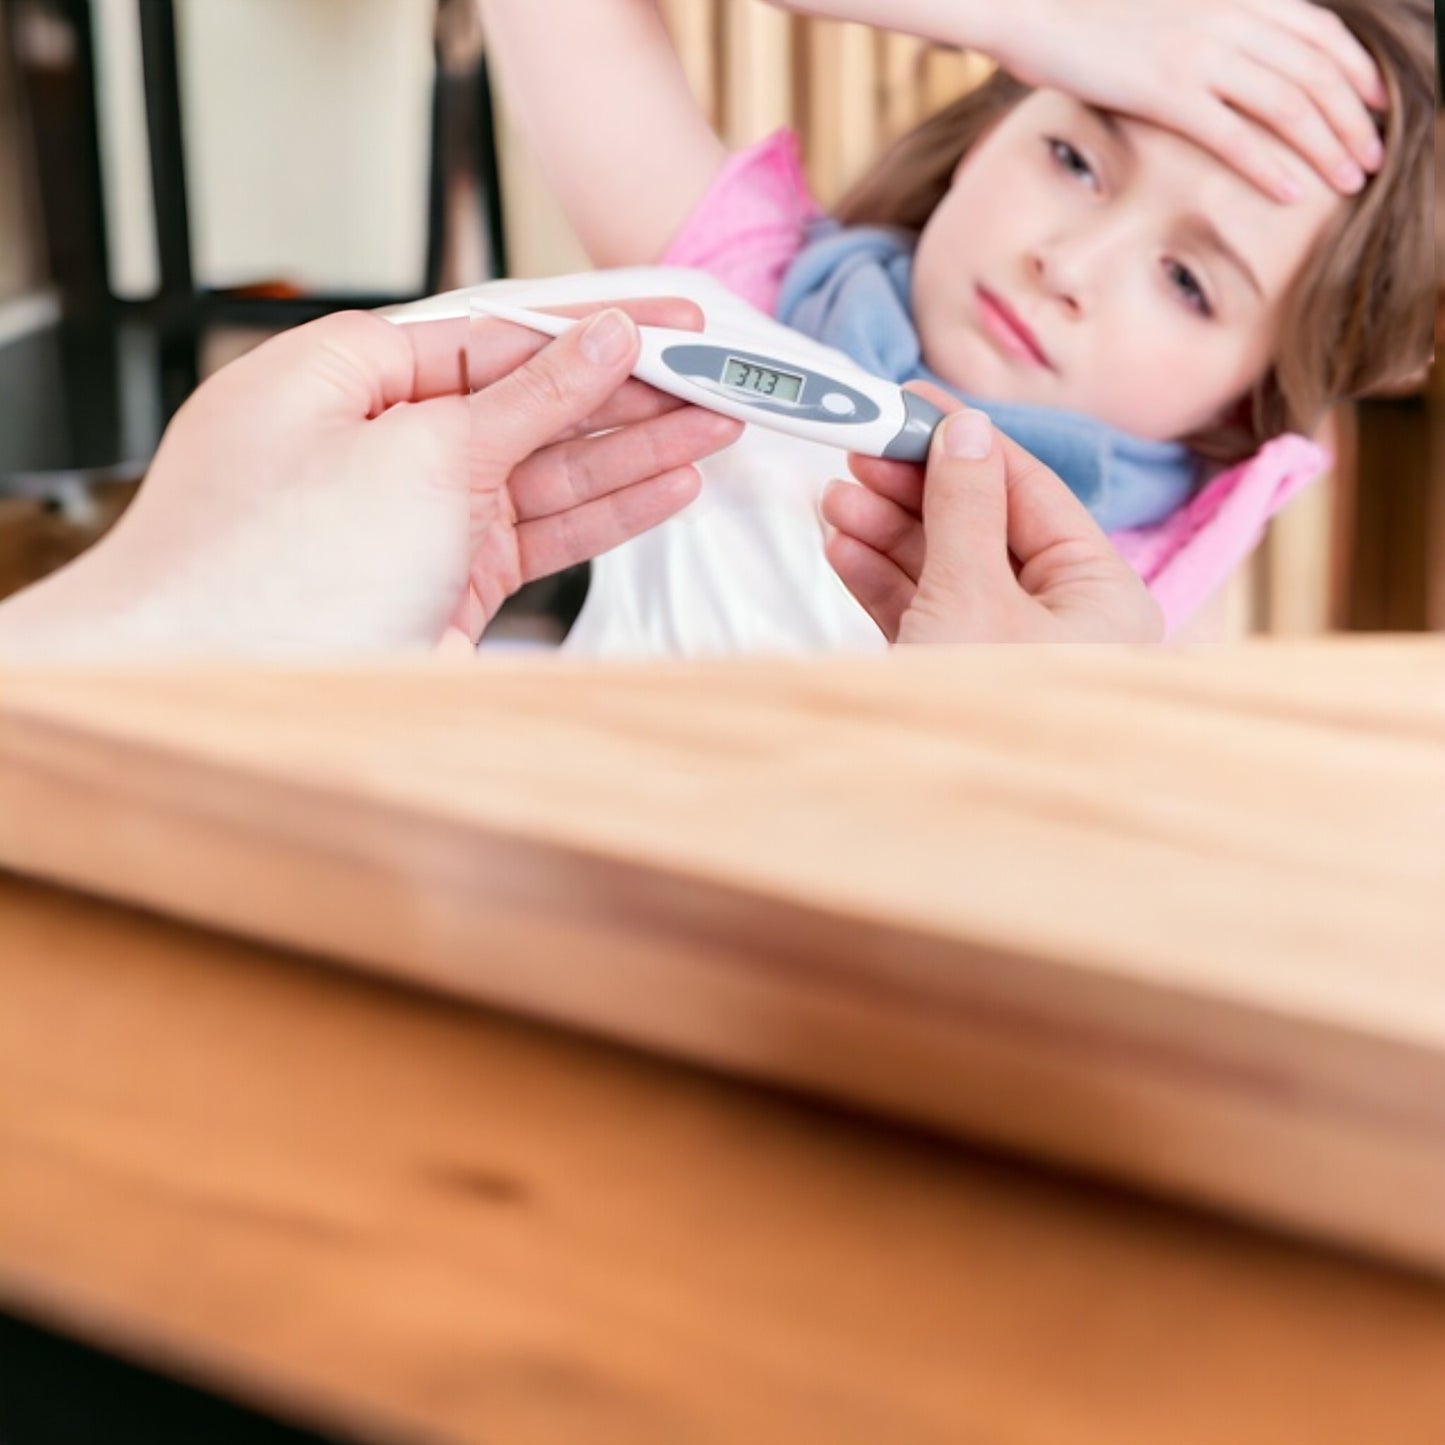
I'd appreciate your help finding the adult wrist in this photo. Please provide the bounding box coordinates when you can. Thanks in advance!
[0,525,231,660]
[0,547,137,659]
[966,0,1058,83]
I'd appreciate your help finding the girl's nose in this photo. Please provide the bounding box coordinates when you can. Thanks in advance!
[1027,221,1128,316]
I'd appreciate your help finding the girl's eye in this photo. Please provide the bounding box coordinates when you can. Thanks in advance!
[1165,258,1214,318]
[1047,138,1098,190]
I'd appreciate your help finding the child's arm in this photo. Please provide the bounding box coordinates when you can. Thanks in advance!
[479,0,729,268]
[766,0,1387,203]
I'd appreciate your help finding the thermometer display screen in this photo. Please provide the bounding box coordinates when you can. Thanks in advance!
[722,357,804,404]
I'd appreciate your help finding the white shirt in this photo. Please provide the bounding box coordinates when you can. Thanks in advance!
[413,268,887,659]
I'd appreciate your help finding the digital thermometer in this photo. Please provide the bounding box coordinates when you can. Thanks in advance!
[469,299,947,462]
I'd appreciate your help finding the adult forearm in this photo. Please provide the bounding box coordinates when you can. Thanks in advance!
[761,0,1021,58]
[477,0,726,267]
[0,541,156,660]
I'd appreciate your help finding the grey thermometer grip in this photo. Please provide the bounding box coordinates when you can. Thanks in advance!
[881,391,950,463]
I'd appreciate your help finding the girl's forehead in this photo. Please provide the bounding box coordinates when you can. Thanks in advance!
[1007,89,1344,290]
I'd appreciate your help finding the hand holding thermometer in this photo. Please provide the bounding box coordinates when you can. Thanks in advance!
[469,299,948,462]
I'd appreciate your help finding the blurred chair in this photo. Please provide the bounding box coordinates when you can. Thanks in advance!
[0,0,505,557]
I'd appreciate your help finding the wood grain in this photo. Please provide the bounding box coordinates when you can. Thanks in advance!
[0,643,1443,1276]
[803,20,880,205]
[721,1,795,148]
[658,0,722,129]
[3,874,1443,1445]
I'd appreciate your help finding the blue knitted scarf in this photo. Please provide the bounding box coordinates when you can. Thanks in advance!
[776,223,1197,530]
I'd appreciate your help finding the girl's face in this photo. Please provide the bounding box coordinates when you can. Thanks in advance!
[912,89,1345,440]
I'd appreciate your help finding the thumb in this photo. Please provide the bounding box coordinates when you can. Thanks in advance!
[915,409,1016,606]
[469,309,640,471]
[906,409,1165,644]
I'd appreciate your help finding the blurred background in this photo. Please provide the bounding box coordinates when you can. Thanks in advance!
[0,0,1439,638]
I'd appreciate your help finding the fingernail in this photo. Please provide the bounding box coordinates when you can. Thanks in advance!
[1363,135,1385,170]
[1275,172,1304,203]
[579,309,633,366]
[1335,161,1365,193]
[944,409,992,460]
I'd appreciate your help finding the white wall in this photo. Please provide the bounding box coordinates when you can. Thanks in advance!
[91,0,158,298]
[4,1,437,305]
[175,0,435,294]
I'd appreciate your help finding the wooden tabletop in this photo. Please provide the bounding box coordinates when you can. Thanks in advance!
[2,641,1442,1277]
[4,871,1443,1445]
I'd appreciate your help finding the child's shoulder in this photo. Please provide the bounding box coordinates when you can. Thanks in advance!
[662,130,824,315]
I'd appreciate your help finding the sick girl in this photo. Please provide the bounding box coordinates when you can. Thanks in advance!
[478,0,1433,650]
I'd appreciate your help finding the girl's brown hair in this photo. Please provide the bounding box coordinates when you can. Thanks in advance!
[835,0,1435,464]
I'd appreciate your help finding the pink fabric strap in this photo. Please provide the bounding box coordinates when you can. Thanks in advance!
[662,130,822,314]
[664,130,1328,635]
[1111,434,1328,633]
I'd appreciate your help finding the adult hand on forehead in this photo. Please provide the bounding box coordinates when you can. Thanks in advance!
[990,0,1387,201]
[1,301,740,657]
[823,386,1165,644]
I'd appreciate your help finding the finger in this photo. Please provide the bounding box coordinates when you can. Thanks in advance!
[435,624,478,660]
[546,297,704,328]
[914,414,1139,639]
[454,581,496,647]
[1257,0,1389,109]
[213,307,692,429]
[219,306,696,428]
[990,427,1162,638]
[906,380,963,413]
[1219,55,1366,192]
[844,381,958,511]
[990,427,1119,567]
[515,465,702,581]
[560,379,690,439]
[1169,94,1313,202]
[467,300,712,442]
[821,480,926,583]
[1237,26,1385,174]
[466,297,704,391]
[915,409,1016,603]
[469,309,643,472]
[823,530,910,643]
[846,453,925,514]
[511,407,741,521]
[507,374,715,449]
[377,315,472,407]
[220,311,463,422]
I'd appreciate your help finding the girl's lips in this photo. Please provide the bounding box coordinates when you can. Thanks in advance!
[976,286,1052,370]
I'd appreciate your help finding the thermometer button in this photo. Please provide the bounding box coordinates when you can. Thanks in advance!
[820,391,856,417]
